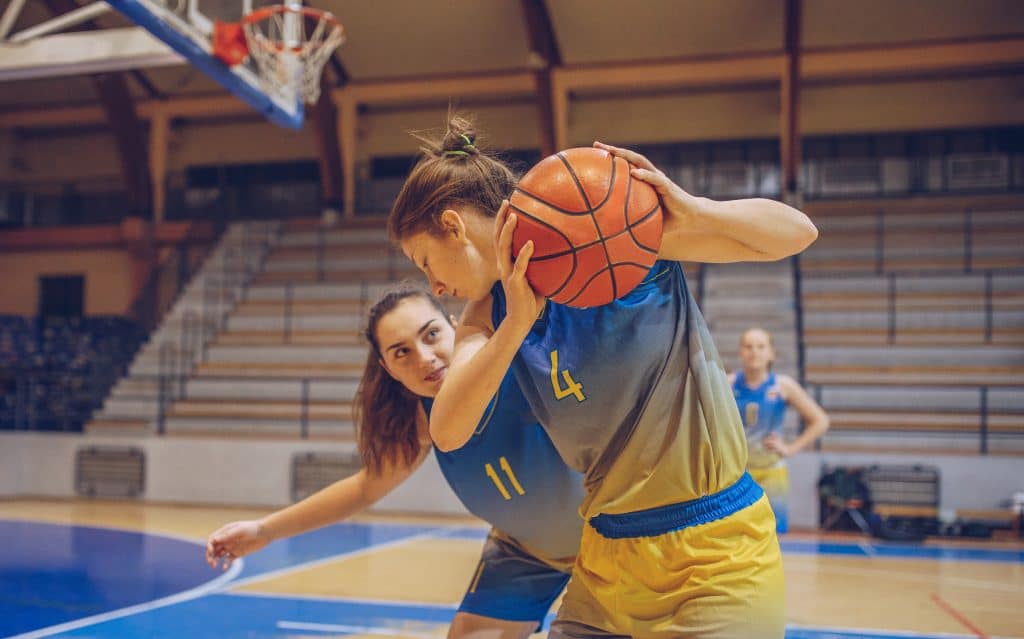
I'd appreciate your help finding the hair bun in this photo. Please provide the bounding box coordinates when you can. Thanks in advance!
[441,116,478,157]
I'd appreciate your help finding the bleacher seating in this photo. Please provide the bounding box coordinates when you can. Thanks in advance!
[799,204,1024,455]
[0,316,145,431]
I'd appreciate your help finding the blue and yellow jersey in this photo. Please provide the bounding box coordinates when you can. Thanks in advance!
[491,260,749,519]
[733,371,788,469]
[424,370,585,560]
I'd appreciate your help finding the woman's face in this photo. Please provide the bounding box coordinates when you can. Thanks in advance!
[739,329,775,373]
[400,209,498,302]
[375,297,455,398]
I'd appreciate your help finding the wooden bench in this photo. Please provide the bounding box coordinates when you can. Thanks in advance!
[195,361,364,379]
[253,269,418,285]
[233,300,367,316]
[215,330,363,346]
[804,327,1024,346]
[167,399,352,420]
[806,365,1024,386]
[827,409,1024,434]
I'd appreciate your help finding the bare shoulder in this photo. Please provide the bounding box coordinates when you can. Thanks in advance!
[775,373,804,399]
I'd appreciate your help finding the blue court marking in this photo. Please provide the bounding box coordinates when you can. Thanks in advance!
[0,520,216,637]
[232,522,441,582]
[27,591,996,639]
[780,539,1024,563]
[433,526,489,541]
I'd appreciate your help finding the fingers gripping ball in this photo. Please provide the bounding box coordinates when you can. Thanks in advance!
[509,147,663,308]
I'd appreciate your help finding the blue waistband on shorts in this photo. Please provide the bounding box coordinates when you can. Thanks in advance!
[588,471,764,539]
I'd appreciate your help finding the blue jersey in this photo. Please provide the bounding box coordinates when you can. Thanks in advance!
[424,370,584,560]
[492,260,749,519]
[732,371,788,469]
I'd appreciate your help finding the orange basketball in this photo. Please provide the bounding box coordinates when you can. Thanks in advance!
[509,147,663,308]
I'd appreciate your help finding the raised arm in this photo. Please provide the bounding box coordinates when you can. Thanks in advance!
[428,205,545,452]
[206,413,431,570]
[595,142,818,263]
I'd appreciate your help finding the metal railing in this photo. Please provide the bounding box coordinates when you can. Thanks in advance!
[151,373,350,439]
[809,382,1024,455]
[802,267,1024,345]
[156,222,281,433]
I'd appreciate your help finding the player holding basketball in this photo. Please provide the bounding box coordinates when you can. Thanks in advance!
[206,285,583,639]
[389,116,818,638]
[730,327,830,533]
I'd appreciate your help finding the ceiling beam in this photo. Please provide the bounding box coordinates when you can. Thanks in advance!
[780,0,802,199]
[42,0,151,217]
[340,71,536,106]
[802,37,1024,81]
[556,54,787,94]
[2,37,1022,131]
[309,75,345,214]
[519,0,561,155]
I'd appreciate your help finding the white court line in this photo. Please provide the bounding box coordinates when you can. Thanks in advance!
[859,540,878,557]
[786,623,1004,639]
[278,620,440,637]
[8,558,243,639]
[226,527,448,590]
[228,589,459,609]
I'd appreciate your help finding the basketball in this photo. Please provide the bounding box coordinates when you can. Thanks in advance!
[509,147,663,308]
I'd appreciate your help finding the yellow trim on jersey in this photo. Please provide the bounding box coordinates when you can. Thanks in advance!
[473,387,501,435]
[468,560,486,594]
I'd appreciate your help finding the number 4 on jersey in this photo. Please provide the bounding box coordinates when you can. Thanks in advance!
[549,350,585,402]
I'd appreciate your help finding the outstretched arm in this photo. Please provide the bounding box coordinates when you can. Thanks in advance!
[206,428,430,570]
[595,142,818,263]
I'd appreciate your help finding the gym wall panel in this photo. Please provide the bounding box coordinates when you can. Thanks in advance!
[0,248,137,316]
[167,119,319,171]
[358,102,541,159]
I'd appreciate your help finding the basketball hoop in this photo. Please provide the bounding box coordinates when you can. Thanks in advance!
[215,3,344,105]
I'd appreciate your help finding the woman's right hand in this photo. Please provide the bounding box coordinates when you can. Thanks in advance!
[494,199,545,330]
[205,519,271,571]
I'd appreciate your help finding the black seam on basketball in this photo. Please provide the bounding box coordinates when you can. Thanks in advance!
[629,201,663,253]
[558,152,617,300]
[562,264,613,307]
[563,261,655,306]
[513,186,591,216]
[526,216,661,262]
[508,202,577,297]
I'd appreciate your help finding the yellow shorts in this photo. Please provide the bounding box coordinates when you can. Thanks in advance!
[749,465,791,533]
[551,495,784,639]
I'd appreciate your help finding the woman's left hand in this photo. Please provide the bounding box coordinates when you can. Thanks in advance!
[763,433,791,458]
[594,141,707,236]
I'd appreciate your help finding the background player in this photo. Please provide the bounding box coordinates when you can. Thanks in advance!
[206,285,584,639]
[730,327,831,533]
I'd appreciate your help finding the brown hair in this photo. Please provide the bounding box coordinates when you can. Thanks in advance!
[388,115,518,241]
[354,284,452,475]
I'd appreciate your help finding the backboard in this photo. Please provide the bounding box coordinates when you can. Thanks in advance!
[0,0,304,128]
[107,0,303,128]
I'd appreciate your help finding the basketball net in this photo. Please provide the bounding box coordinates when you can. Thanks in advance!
[216,3,344,105]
